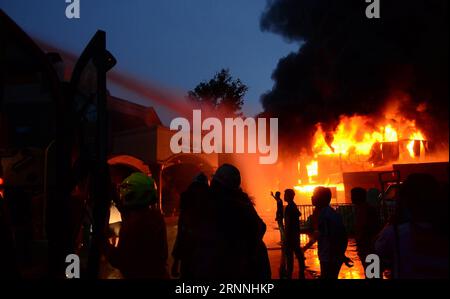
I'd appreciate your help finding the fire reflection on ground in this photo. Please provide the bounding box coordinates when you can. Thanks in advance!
[264,221,365,279]
[102,216,365,279]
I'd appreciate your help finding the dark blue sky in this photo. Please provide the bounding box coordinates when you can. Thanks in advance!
[1,0,298,124]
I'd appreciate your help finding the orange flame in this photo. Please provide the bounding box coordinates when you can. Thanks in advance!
[312,114,425,158]
[294,109,427,202]
[407,132,425,158]
[306,160,318,182]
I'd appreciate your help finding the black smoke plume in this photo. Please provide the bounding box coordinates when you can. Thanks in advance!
[260,0,448,155]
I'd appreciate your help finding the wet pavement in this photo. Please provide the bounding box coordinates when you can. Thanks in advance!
[263,221,365,279]
[168,215,365,279]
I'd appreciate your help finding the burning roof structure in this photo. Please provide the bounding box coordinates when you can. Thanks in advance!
[254,0,449,204]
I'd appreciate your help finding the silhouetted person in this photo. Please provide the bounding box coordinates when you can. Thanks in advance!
[375,174,449,278]
[271,191,285,241]
[271,191,287,278]
[367,188,380,207]
[207,164,271,279]
[171,173,209,279]
[304,187,348,279]
[351,187,379,276]
[106,172,169,279]
[283,189,306,279]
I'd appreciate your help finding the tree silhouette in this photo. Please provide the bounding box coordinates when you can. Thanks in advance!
[188,69,248,117]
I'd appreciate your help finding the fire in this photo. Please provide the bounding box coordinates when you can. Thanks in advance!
[406,141,415,158]
[384,124,398,142]
[306,160,318,182]
[294,109,427,203]
[407,131,425,158]
[312,114,425,158]
[294,183,344,193]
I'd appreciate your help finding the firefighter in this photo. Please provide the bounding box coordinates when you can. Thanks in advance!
[105,172,169,279]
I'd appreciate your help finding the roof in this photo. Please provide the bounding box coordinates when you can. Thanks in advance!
[108,95,162,133]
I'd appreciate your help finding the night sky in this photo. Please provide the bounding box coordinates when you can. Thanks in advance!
[0,0,298,124]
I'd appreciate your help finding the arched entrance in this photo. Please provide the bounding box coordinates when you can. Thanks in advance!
[107,155,151,191]
[108,155,150,174]
[106,155,152,227]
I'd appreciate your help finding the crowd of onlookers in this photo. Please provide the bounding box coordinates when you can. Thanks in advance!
[106,164,448,279]
[1,163,448,279]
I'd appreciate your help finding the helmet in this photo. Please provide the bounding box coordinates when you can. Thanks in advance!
[119,172,157,208]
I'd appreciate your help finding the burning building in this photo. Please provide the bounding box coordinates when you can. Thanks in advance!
[293,104,448,204]
[255,0,449,205]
